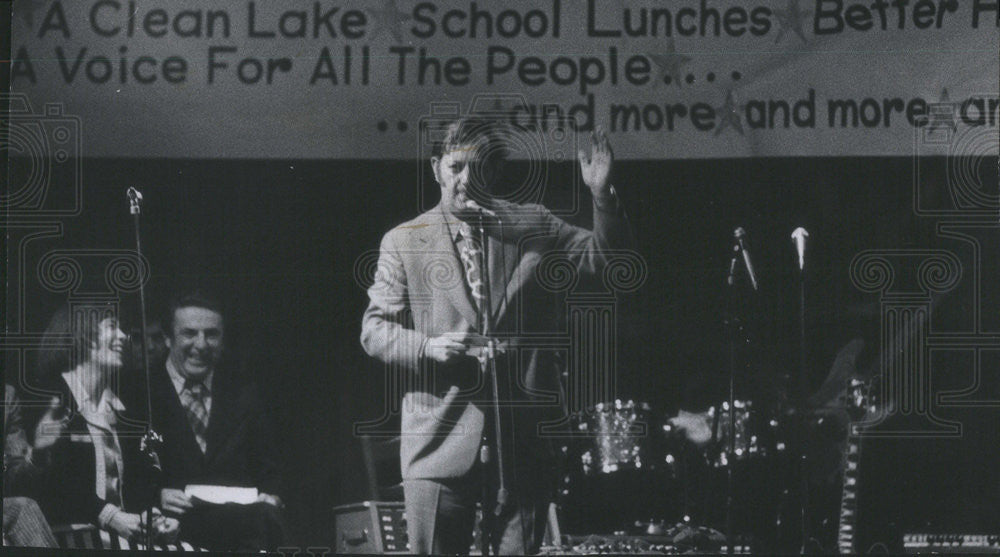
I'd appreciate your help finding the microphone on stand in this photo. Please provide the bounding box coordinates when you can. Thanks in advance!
[465,200,500,221]
[126,185,159,549]
[790,225,811,550]
[127,187,143,215]
[733,227,759,291]
[791,227,809,271]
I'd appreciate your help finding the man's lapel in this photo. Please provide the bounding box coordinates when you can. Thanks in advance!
[203,374,230,463]
[488,233,520,326]
[155,368,206,463]
[488,203,547,326]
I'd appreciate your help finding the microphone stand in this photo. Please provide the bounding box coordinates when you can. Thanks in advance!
[475,210,508,556]
[127,188,162,551]
[792,228,810,554]
[724,233,753,556]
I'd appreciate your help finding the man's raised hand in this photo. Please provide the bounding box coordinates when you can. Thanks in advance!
[578,126,614,201]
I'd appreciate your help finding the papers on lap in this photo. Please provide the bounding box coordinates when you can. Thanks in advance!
[184,485,258,505]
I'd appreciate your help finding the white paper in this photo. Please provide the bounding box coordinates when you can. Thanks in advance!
[184,485,258,506]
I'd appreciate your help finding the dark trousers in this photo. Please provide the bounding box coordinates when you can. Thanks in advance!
[2,497,58,548]
[178,502,285,552]
[404,462,551,555]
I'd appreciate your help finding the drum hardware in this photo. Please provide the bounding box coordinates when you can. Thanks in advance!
[573,399,653,476]
[559,395,791,542]
[706,400,783,469]
[634,519,668,536]
[560,400,686,534]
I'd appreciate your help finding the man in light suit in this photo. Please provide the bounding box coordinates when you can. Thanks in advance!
[361,118,631,554]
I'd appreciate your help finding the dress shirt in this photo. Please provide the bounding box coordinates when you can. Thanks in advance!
[61,370,127,527]
[165,359,214,418]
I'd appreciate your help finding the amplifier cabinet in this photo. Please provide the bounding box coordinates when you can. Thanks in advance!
[333,501,408,554]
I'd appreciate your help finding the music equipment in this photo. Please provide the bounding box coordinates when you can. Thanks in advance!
[723,226,758,557]
[573,400,655,476]
[830,336,905,554]
[560,400,683,533]
[559,534,675,554]
[902,534,1000,554]
[832,340,874,555]
[333,501,409,554]
[791,225,809,551]
[124,186,164,548]
[791,227,808,271]
[835,378,867,554]
[733,227,758,291]
[555,529,750,555]
[706,399,781,468]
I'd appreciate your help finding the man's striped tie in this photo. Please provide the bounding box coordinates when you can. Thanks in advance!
[180,382,208,453]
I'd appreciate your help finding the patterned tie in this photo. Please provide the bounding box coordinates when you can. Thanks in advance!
[457,222,485,314]
[101,409,122,507]
[103,439,122,506]
[180,381,209,453]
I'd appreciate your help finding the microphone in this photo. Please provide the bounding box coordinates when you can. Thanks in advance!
[733,227,759,291]
[465,200,500,220]
[791,227,809,271]
[127,187,143,215]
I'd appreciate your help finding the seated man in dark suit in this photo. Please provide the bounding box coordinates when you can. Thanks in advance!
[151,292,284,551]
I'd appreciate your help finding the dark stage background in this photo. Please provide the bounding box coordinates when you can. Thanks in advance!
[6,155,999,547]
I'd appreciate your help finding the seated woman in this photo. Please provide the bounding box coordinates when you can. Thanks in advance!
[30,306,178,546]
[4,384,58,548]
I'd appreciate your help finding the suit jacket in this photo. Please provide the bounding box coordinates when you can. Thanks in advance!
[29,381,154,526]
[148,365,281,497]
[361,199,631,480]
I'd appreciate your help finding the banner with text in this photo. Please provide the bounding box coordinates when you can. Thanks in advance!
[9,0,999,159]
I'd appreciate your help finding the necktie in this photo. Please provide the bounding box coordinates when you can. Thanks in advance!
[100,406,122,507]
[457,222,486,315]
[180,382,209,453]
[103,438,122,506]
